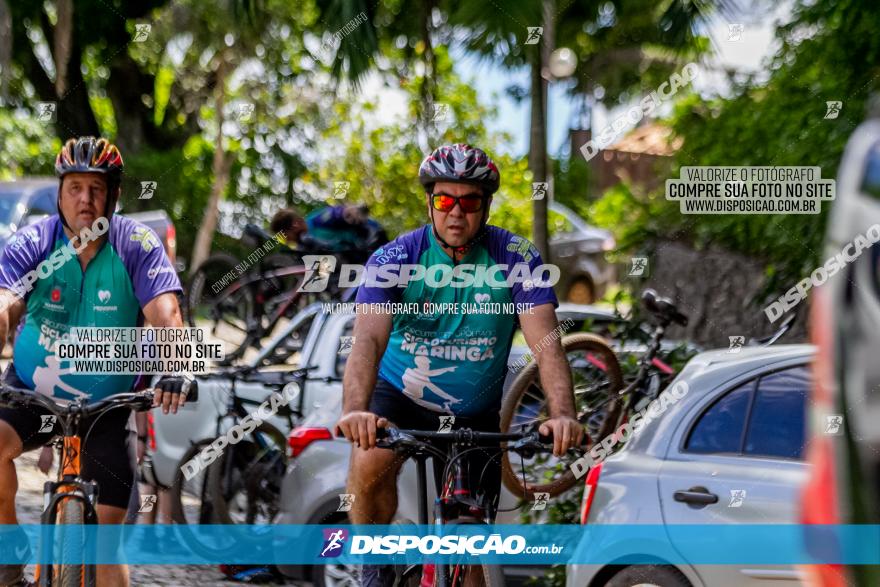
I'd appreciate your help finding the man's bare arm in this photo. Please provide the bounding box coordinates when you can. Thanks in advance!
[142,292,183,328]
[518,303,583,455]
[143,292,186,413]
[342,310,392,411]
[0,289,26,356]
[336,309,392,449]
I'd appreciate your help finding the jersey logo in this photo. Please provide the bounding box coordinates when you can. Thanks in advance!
[375,244,407,265]
[506,236,537,263]
[51,288,61,302]
[9,228,40,253]
[98,290,111,303]
[130,226,160,252]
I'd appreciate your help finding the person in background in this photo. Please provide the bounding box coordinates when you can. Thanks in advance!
[270,204,387,251]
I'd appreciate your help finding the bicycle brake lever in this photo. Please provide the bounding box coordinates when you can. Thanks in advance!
[511,433,543,458]
[374,427,401,449]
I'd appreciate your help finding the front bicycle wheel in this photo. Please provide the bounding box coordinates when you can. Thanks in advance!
[431,520,505,587]
[500,333,624,498]
[208,422,288,524]
[54,498,86,587]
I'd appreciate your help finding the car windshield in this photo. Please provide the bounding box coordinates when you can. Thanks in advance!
[0,191,25,238]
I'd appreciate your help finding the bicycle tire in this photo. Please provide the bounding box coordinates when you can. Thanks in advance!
[54,498,85,587]
[208,421,288,525]
[500,333,624,498]
[169,438,243,559]
[186,253,256,362]
[185,253,239,327]
[170,438,217,525]
[435,520,505,587]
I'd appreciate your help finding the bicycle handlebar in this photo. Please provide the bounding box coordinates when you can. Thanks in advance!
[375,426,554,454]
[0,385,156,419]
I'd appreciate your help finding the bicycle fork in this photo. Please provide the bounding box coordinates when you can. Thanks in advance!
[35,436,99,587]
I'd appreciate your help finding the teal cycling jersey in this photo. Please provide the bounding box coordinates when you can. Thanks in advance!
[355,225,557,417]
[0,215,182,402]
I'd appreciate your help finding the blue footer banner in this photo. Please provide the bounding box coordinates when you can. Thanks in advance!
[0,524,878,565]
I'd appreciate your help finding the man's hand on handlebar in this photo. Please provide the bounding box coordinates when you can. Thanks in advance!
[335,411,389,450]
[539,416,584,457]
[152,375,197,415]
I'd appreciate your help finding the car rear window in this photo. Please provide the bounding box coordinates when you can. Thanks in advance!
[744,367,808,459]
[685,380,751,453]
[685,364,808,460]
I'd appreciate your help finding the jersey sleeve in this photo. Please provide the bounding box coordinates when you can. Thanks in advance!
[112,217,182,307]
[487,227,559,309]
[0,219,54,298]
[354,226,427,305]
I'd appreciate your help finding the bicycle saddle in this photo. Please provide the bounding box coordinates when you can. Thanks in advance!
[641,289,688,326]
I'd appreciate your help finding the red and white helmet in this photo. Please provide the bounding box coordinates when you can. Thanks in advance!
[418,144,500,195]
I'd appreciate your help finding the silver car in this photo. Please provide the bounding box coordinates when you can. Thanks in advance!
[549,202,617,304]
[567,344,813,587]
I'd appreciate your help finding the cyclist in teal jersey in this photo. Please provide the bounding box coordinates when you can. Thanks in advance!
[334,144,583,587]
[0,137,192,587]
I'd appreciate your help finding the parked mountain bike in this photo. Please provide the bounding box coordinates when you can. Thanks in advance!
[375,426,562,587]
[170,365,312,548]
[500,289,798,498]
[0,384,195,587]
[185,224,384,364]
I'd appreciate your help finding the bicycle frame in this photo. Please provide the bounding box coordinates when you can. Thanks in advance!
[380,428,548,587]
[0,388,155,587]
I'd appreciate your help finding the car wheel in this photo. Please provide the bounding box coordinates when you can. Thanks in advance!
[313,561,361,587]
[566,277,595,304]
[607,565,691,587]
[310,512,360,587]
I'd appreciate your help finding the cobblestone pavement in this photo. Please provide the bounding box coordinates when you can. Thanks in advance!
[14,451,305,586]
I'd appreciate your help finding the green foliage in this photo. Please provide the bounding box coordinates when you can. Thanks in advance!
[670,0,880,284]
[120,137,214,260]
[305,45,536,239]
[579,0,880,301]
[0,112,60,180]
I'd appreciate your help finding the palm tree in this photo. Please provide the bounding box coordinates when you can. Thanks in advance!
[449,0,737,259]
[313,0,737,258]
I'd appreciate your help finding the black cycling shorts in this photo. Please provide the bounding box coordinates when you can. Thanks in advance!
[369,377,503,520]
[0,367,137,509]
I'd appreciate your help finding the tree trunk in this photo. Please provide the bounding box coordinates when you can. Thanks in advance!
[53,0,72,96]
[190,56,231,272]
[421,0,436,144]
[0,0,11,101]
[55,44,99,137]
[106,52,155,155]
[528,0,554,261]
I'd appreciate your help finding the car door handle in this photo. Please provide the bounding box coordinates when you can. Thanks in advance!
[673,486,718,505]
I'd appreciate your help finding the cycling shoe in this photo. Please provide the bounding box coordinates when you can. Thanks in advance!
[225,565,278,583]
